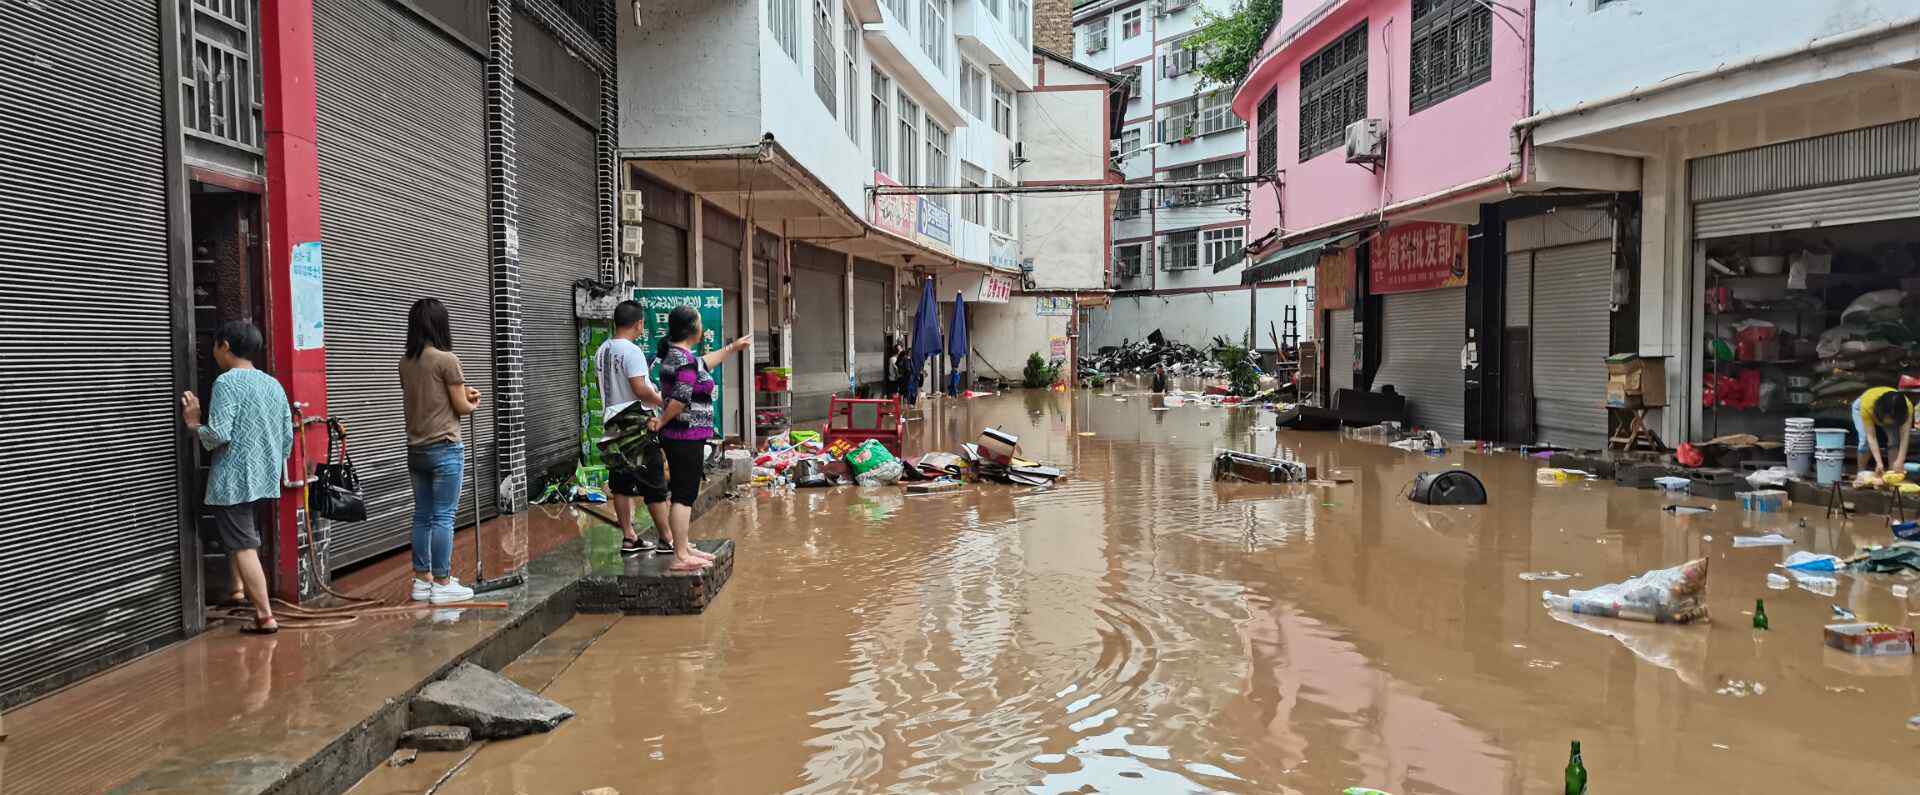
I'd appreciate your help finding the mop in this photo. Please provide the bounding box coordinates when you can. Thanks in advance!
[468,412,527,594]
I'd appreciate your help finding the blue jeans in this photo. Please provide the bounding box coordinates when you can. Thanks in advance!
[408,442,464,578]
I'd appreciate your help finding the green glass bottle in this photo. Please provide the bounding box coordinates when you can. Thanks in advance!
[1753,598,1769,630]
[1566,740,1588,794]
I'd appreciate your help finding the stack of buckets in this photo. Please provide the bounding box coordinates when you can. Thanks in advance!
[1784,418,1815,476]
[1813,421,1850,486]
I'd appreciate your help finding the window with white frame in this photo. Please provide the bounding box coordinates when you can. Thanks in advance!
[921,0,948,71]
[1157,97,1196,142]
[1115,244,1144,278]
[960,62,986,119]
[813,0,836,114]
[960,162,986,225]
[1013,0,1029,45]
[883,0,911,28]
[1121,8,1142,39]
[991,80,1014,137]
[1203,227,1246,268]
[844,10,860,141]
[1162,40,1197,78]
[1119,65,1143,101]
[1118,128,1141,157]
[871,68,891,173]
[1083,19,1107,53]
[1160,230,1198,271]
[1195,91,1241,136]
[925,120,950,208]
[896,90,921,184]
[771,0,799,59]
[1114,188,1141,219]
[1162,158,1243,206]
[992,176,1013,236]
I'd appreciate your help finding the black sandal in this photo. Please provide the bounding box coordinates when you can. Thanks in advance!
[241,621,279,635]
[654,539,675,555]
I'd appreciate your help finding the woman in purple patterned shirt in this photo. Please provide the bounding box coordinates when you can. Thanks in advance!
[647,305,752,572]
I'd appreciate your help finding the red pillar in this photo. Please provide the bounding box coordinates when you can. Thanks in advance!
[261,0,328,602]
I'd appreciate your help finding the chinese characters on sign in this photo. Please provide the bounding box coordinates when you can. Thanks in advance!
[1049,336,1069,360]
[290,241,325,350]
[917,198,952,252]
[872,172,917,241]
[631,288,727,435]
[1368,221,1469,294]
[979,273,1015,303]
[1034,296,1073,316]
[1315,247,1355,311]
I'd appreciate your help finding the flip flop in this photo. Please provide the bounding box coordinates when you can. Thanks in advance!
[241,623,280,635]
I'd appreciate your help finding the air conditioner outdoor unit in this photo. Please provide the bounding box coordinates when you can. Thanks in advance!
[619,190,645,222]
[1344,119,1385,166]
[1164,0,1193,12]
[1150,1,1167,17]
[1010,141,1027,170]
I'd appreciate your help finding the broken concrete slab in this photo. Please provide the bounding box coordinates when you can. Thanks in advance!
[398,724,473,752]
[412,663,573,740]
[578,538,736,615]
[386,748,418,768]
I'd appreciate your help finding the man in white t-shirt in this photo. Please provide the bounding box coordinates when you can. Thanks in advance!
[595,300,672,555]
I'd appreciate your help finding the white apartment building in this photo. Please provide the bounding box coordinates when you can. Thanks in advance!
[1070,0,1310,355]
[620,0,1036,420]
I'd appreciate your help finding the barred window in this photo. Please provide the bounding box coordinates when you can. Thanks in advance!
[1162,41,1197,78]
[1160,231,1199,271]
[1256,90,1278,174]
[1083,19,1108,53]
[813,0,836,114]
[1114,188,1141,219]
[1299,22,1368,161]
[1409,0,1492,112]
[1161,158,1243,206]
[1115,244,1144,278]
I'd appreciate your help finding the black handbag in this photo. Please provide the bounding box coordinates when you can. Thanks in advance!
[310,418,367,522]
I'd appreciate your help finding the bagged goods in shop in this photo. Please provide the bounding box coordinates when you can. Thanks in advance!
[1541,557,1710,624]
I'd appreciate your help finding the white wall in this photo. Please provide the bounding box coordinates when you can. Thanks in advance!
[969,298,1072,381]
[1085,284,1314,353]
[761,4,870,217]
[1534,0,1918,113]
[620,1,763,150]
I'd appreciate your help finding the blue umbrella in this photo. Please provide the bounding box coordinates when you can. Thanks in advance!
[946,291,968,396]
[905,277,942,403]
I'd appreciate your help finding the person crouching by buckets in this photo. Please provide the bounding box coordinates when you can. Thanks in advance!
[1854,383,1915,476]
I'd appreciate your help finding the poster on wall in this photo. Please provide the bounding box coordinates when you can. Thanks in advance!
[1316,247,1355,311]
[632,288,726,436]
[872,172,917,241]
[577,323,612,476]
[1035,296,1074,316]
[1368,221,1468,294]
[291,241,325,350]
[1049,336,1069,360]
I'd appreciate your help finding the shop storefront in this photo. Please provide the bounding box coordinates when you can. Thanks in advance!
[1317,247,1358,398]
[1689,117,1920,445]
[792,243,849,420]
[853,259,894,392]
[312,0,497,566]
[1503,206,1615,449]
[1368,222,1469,440]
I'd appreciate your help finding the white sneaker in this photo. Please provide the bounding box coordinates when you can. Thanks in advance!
[430,577,475,605]
[411,579,433,602]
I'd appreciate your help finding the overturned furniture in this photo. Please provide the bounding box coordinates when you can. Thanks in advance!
[1213,449,1313,484]
[1407,470,1488,505]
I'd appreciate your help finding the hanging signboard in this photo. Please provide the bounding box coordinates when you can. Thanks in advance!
[632,288,726,436]
[917,198,952,252]
[1316,247,1355,311]
[1035,296,1074,316]
[935,271,1016,304]
[989,235,1019,271]
[1368,221,1469,294]
[871,172,917,241]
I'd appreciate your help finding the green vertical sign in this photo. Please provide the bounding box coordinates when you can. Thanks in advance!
[634,288,726,436]
[578,321,613,476]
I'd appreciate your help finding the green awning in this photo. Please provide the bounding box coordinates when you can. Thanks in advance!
[1240,232,1358,285]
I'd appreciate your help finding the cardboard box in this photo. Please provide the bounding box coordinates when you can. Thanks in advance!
[978,428,1019,465]
[1606,354,1667,408]
[1823,622,1916,656]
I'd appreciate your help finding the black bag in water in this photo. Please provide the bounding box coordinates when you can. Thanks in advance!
[1408,470,1488,505]
[310,418,367,522]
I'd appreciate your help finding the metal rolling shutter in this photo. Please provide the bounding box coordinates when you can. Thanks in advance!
[515,89,598,481]
[853,260,890,385]
[1691,118,1920,239]
[1373,290,1465,439]
[315,0,495,567]
[0,0,180,704]
[792,245,847,420]
[1530,242,1612,449]
[1694,173,1920,239]
[1326,310,1354,393]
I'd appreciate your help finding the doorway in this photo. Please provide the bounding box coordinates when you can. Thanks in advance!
[187,186,271,607]
[1502,327,1534,443]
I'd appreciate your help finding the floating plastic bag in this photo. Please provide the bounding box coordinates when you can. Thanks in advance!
[1542,557,1710,624]
[855,459,904,487]
[1746,467,1792,488]
[846,439,897,476]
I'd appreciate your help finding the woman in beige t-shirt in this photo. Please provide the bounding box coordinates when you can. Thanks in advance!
[399,298,481,605]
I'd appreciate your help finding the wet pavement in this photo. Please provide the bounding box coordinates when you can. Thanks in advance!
[349,387,1920,794]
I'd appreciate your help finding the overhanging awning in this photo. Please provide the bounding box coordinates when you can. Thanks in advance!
[1208,245,1249,273]
[1241,232,1357,285]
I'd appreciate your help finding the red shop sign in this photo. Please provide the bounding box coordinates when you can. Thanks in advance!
[1368,222,1469,295]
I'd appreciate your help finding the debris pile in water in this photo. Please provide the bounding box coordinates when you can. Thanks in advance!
[1079,329,1227,379]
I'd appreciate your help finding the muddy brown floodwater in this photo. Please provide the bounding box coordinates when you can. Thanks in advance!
[353,387,1920,794]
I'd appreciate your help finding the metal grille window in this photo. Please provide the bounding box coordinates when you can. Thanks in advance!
[993,176,1013,235]
[1121,8,1142,38]
[1256,89,1278,174]
[1409,0,1491,113]
[844,10,860,140]
[992,80,1014,137]
[1195,91,1241,136]
[871,68,891,173]
[961,62,986,119]
[1299,22,1367,160]
[181,0,264,171]
[1119,128,1141,157]
[1120,65,1143,100]
[921,0,948,71]
[1162,159,1242,206]
[925,120,950,209]
[1115,188,1141,219]
[771,0,799,59]
[896,90,921,184]
[1203,227,1245,267]
[961,162,986,224]
[1160,230,1199,271]
[1084,18,1108,53]
[1163,41,1197,78]
[814,0,836,114]
[1116,244,1144,278]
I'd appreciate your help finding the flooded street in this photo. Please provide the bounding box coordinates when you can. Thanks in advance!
[356,387,1920,794]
